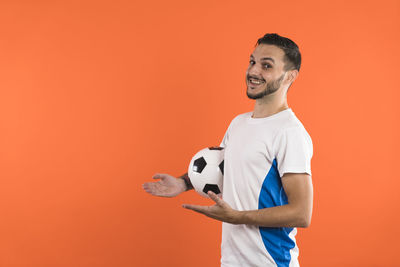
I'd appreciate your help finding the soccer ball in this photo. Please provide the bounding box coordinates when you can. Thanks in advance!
[188,147,224,198]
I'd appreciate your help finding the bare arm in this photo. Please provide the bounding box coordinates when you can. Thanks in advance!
[183,173,313,228]
[235,173,313,227]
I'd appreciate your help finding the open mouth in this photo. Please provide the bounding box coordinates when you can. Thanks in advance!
[248,77,265,87]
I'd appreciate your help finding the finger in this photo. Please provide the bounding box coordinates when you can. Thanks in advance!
[152,173,164,180]
[182,204,208,214]
[142,183,161,195]
[143,188,164,197]
[208,191,224,205]
[143,181,157,189]
[142,183,151,190]
[142,183,155,194]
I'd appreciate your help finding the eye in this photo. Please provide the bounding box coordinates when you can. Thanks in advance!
[263,64,271,69]
[249,60,255,65]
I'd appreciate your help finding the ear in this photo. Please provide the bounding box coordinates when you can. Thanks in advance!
[286,69,299,84]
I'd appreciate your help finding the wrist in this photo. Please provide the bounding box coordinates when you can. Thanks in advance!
[180,173,193,191]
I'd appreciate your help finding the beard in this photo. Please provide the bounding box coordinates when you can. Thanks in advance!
[246,73,285,100]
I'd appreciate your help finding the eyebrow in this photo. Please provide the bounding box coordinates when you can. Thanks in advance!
[250,55,275,63]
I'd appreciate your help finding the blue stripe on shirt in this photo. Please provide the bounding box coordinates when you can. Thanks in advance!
[258,158,296,267]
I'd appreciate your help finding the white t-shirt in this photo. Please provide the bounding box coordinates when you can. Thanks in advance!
[219,108,313,267]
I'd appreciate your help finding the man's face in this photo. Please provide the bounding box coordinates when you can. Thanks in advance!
[246,44,287,100]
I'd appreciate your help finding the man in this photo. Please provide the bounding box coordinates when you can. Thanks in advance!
[142,33,313,267]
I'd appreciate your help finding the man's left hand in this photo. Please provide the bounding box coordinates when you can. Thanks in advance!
[182,191,240,224]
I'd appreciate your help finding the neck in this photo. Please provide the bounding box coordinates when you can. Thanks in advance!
[252,94,289,118]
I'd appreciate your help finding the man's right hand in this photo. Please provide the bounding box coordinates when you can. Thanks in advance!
[142,173,187,197]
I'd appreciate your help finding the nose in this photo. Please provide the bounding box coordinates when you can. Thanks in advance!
[247,63,261,77]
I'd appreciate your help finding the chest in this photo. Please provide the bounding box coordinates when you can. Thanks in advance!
[222,124,279,208]
[225,124,276,166]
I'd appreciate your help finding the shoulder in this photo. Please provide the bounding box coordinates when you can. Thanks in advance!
[278,110,311,138]
[232,111,252,122]
[273,111,313,150]
[226,111,252,128]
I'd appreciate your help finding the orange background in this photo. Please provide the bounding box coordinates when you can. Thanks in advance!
[0,0,399,266]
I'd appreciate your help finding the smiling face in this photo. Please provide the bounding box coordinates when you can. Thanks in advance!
[246,44,289,100]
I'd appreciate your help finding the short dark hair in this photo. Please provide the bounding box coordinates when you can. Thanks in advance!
[256,33,301,71]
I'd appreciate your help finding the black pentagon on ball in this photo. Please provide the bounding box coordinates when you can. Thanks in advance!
[219,160,224,175]
[203,184,221,195]
[193,156,207,173]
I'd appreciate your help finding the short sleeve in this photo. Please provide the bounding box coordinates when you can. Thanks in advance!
[219,126,229,148]
[275,126,313,177]
[219,115,240,148]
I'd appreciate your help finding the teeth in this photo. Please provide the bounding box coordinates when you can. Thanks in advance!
[249,78,263,84]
